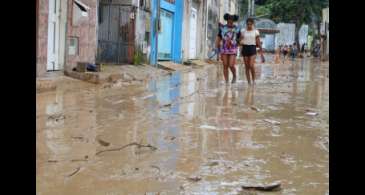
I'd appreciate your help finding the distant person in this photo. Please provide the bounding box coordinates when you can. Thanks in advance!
[305,43,310,57]
[282,45,289,63]
[300,43,305,58]
[274,46,280,64]
[239,17,265,85]
[291,42,298,60]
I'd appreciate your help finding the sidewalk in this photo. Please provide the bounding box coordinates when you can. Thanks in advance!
[36,71,64,93]
[37,61,215,93]
[64,64,170,84]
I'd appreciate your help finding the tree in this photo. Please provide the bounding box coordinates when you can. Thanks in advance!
[238,0,249,19]
[256,0,328,46]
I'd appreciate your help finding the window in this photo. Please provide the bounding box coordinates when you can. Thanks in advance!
[68,37,79,55]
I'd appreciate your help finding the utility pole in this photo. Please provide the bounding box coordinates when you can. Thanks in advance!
[247,0,255,17]
[248,0,251,16]
[251,0,255,17]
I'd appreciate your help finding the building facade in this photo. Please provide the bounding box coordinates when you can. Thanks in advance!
[36,0,242,78]
[36,0,98,77]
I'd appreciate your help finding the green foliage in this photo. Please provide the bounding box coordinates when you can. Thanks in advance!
[133,49,144,65]
[264,0,328,26]
[255,4,271,17]
[239,0,249,17]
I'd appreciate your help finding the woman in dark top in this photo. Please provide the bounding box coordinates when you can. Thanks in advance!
[215,13,241,84]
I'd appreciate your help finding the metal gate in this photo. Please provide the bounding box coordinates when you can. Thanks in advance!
[97,2,135,64]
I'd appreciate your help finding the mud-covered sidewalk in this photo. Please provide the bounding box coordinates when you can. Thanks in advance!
[37,57,328,195]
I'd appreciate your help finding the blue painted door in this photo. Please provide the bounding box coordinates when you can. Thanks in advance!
[158,9,174,60]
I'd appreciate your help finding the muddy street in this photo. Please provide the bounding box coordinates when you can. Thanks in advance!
[36,57,328,195]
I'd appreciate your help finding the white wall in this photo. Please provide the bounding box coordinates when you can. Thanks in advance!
[299,24,309,46]
[275,23,296,46]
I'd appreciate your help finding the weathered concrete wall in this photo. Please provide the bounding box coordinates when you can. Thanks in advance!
[135,1,151,62]
[322,8,329,57]
[182,0,204,60]
[275,23,296,46]
[219,0,239,23]
[66,0,98,69]
[299,24,309,46]
[37,0,49,77]
[205,0,220,58]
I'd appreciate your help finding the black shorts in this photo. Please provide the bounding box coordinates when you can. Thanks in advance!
[241,45,257,57]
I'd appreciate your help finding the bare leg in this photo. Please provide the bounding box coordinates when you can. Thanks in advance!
[249,55,256,85]
[243,56,251,84]
[228,55,237,83]
[222,54,229,83]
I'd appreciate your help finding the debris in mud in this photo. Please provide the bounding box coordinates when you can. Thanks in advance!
[97,138,111,147]
[263,119,281,125]
[183,60,193,65]
[305,112,319,116]
[71,136,84,141]
[161,103,172,108]
[250,106,261,112]
[48,114,65,122]
[71,159,87,162]
[151,165,161,173]
[318,136,329,152]
[96,142,157,155]
[71,155,89,162]
[187,176,202,182]
[206,161,219,166]
[67,167,81,177]
[199,125,217,130]
[145,192,161,195]
[238,190,257,195]
[241,181,282,191]
[164,136,176,141]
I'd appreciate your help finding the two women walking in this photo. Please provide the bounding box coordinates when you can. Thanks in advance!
[215,14,264,85]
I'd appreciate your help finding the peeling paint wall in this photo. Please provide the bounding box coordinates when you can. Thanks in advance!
[322,8,329,58]
[37,0,49,77]
[135,0,151,63]
[182,0,204,60]
[181,0,239,60]
[205,0,220,58]
[66,0,98,69]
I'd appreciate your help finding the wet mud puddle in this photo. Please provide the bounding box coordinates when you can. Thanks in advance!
[37,58,328,195]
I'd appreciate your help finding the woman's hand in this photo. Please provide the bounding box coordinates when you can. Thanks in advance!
[260,52,265,63]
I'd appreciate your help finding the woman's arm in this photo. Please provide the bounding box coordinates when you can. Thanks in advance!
[215,36,221,48]
[256,35,265,62]
[215,36,221,61]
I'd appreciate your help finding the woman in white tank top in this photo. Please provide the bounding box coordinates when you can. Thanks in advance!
[239,18,265,85]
